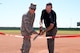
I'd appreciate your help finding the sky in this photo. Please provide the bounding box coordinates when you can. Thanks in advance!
[0,0,80,28]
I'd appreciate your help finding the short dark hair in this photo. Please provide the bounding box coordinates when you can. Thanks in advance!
[46,3,52,8]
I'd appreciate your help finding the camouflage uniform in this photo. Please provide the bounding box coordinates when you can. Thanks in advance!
[21,11,35,53]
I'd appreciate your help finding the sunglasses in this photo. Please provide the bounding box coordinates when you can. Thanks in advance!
[30,8,36,10]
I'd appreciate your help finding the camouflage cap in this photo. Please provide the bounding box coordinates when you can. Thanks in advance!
[29,3,36,10]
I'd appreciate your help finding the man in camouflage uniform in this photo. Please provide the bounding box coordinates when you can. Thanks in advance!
[21,3,38,53]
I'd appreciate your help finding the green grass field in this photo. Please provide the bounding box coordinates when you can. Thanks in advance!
[0,30,20,35]
[0,30,80,35]
[57,30,80,35]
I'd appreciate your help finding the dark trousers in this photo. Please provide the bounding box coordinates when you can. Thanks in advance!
[46,27,57,53]
[47,38,55,53]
